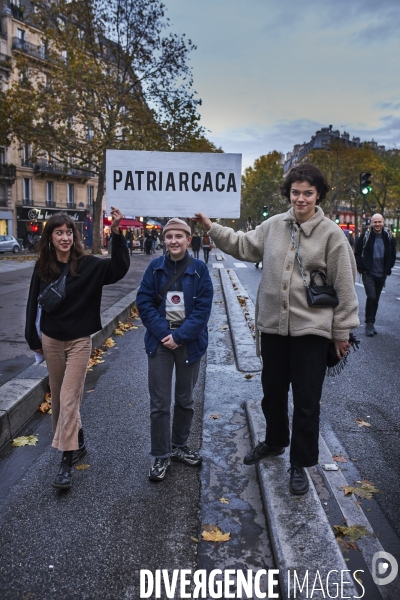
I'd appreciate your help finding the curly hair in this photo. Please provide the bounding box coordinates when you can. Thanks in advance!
[280,163,330,204]
[36,213,85,281]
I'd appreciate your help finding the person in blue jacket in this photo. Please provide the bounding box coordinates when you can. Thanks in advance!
[136,217,213,482]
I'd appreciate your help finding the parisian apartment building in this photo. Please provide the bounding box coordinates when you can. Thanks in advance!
[0,0,98,247]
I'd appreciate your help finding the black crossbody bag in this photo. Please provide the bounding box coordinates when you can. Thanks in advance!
[289,222,339,308]
[154,257,194,308]
[37,262,70,313]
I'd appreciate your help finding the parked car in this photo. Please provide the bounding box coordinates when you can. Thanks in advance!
[0,235,21,254]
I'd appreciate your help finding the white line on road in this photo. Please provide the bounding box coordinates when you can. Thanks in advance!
[212,263,224,269]
[355,282,363,287]
[233,263,247,268]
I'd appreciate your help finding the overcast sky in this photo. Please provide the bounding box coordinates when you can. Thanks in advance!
[165,0,400,169]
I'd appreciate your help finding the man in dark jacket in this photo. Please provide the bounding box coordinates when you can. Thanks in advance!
[355,214,396,336]
[136,218,213,482]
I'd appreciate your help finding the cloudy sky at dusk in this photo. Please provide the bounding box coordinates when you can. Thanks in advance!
[165,0,400,169]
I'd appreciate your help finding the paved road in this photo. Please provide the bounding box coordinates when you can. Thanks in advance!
[0,251,155,386]
[0,256,274,600]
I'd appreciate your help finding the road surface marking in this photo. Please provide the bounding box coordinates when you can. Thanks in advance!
[212,263,224,269]
[233,263,247,268]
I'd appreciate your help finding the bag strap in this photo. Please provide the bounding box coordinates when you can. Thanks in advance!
[154,256,194,308]
[289,222,309,289]
[61,262,71,278]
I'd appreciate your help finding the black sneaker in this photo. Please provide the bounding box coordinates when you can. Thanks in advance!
[243,442,285,465]
[171,445,203,466]
[149,457,171,482]
[288,466,309,495]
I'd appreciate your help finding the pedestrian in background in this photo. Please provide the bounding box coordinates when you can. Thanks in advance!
[347,231,355,252]
[196,164,359,495]
[151,228,159,254]
[355,214,396,336]
[136,218,213,482]
[25,208,129,489]
[202,232,211,264]
[144,232,152,255]
[191,231,201,258]
[125,228,133,256]
[139,233,144,252]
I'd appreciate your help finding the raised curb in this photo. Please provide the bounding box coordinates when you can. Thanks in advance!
[219,268,262,372]
[246,399,359,599]
[0,290,137,449]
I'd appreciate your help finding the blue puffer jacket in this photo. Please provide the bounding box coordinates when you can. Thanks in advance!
[136,253,213,364]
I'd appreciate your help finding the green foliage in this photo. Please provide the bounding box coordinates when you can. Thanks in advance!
[3,0,216,251]
[241,151,285,225]
[304,140,400,217]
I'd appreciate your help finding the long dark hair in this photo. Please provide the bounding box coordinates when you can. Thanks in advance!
[37,213,85,281]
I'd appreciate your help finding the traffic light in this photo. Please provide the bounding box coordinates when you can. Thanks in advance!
[335,215,340,224]
[360,172,372,195]
[262,205,269,218]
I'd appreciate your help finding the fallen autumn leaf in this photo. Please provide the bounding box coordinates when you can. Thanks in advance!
[201,525,230,543]
[12,435,38,447]
[333,524,371,542]
[355,419,371,428]
[333,455,348,463]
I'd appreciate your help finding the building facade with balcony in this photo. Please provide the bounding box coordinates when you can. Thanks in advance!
[283,125,363,174]
[0,0,99,246]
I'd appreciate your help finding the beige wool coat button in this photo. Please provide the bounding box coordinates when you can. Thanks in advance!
[286,265,290,271]
[283,285,287,290]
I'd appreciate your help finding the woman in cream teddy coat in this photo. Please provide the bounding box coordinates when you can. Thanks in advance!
[196,164,359,495]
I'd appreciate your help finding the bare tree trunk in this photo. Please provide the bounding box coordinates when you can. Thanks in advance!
[92,167,105,254]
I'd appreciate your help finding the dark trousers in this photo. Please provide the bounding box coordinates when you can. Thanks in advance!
[260,333,329,467]
[148,343,200,458]
[203,247,210,263]
[362,273,386,324]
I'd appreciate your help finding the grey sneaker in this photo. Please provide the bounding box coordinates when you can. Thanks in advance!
[149,457,170,482]
[171,445,203,466]
[365,323,374,336]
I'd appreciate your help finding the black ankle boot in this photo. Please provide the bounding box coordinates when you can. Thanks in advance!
[72,428,87,465]
[53,451,73,489]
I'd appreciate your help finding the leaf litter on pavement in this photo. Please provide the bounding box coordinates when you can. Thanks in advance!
[12,435,38,447]
[341,479,380,500]
[201,524,230,543]
[38,310,140,412]
[39,390,52,414]
[355,418,371,428]
[333,524,371,542]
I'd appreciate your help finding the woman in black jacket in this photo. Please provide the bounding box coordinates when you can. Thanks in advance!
[25,207,129,489]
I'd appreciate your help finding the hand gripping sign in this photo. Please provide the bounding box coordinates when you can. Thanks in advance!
[106,150,242,218]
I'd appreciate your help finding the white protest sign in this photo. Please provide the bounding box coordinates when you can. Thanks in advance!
[106,150,241,218]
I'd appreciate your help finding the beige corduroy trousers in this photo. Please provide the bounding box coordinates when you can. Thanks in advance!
[42,333,92,452]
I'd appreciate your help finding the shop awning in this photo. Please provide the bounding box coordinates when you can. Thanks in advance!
[103,217,143,228]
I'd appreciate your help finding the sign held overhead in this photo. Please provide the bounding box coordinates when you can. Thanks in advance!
[106,150,241,218]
